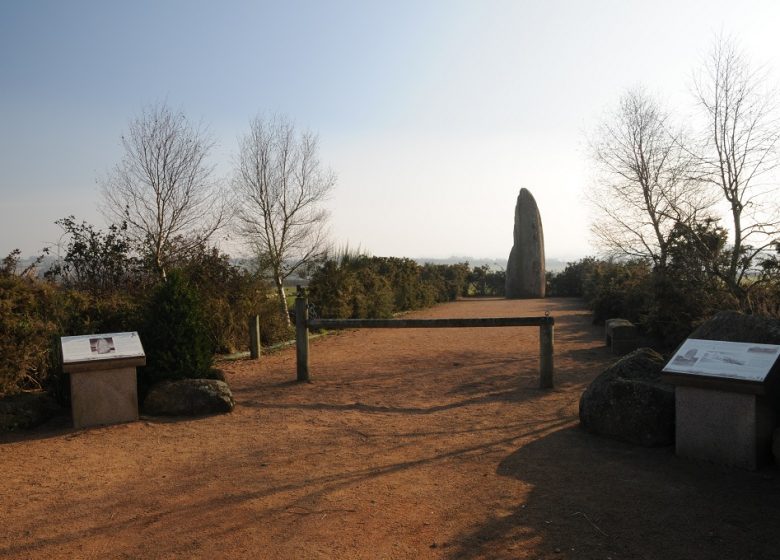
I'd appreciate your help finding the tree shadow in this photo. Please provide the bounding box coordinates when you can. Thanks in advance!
[242,388,525,415]
[0,415,576,559]
[446,426,780,559]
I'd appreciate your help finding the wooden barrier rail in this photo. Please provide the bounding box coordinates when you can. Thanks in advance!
[308,317,554,329]
[294,287,555,389]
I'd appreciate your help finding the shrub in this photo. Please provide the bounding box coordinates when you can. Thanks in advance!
[46,216,147,295]
[752,243,780,317]
[173,244,287,352]
[421,262,470,302]
[140,271,213,388]
[0,275,60,395]
[644,222,735,348]
[1,251,143,400]
[547,257,599,297]
[467,265,506,296]
[581,259,653,325]
[308,255,468,319]
[308,256,395,319]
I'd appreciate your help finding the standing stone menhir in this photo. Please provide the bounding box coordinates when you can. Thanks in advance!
[506,188,545,298]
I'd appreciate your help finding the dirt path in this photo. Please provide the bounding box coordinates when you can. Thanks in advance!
[2,298,779,559]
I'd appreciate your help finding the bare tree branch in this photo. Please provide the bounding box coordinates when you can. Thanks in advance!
[692,35,780,301]
[233,115,336,324]
[588,87,712,268]
[100,102,228,279]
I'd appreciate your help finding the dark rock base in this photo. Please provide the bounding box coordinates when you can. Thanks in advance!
[143,379,235,417]
[579,348,675,447]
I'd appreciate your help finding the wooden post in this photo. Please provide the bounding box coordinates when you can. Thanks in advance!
[539,321,554,389]
[249,314,261,359]
[295,286,310,382]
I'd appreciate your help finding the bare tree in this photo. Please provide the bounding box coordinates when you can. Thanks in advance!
[693,36,780,302]
[588,87,709,268]
[101,102,227,279]
[233,115,336,324]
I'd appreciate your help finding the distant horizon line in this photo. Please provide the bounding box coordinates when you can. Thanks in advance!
[9,252,589,265]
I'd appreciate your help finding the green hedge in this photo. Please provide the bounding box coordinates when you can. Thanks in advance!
[308,255,469,319]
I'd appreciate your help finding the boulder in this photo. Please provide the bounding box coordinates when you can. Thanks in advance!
[505,188,546,298]
[773,428,780,465]
[688,310,780,344]
[579,348,674,446]
[142,379,235,417]
[0,391,62,431]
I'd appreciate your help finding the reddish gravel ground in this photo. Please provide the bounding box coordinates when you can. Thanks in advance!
[2,297,780,559]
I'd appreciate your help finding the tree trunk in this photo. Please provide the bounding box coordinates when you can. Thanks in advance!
[275,275,291,327]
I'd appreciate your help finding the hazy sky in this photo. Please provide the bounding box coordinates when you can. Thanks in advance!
[2,0,779,261]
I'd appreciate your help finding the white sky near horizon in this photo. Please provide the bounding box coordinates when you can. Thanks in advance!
[1,1,779,262]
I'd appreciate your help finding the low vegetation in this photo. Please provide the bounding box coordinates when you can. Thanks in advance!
[0,224,289,401]
[0,233,511,400]
[548,249,780,350]
[4,218,778,403]
[307,252,508,319]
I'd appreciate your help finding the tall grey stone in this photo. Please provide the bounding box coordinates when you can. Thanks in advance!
[506,188,545,298]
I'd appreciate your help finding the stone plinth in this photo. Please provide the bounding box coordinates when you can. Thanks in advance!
[675,386,775,470]
[69,366,140,429]
[61,332,146,429]
[605,318,639,355]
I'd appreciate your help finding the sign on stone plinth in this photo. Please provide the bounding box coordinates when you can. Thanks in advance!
[662,338,780,470]
[61,331,145,369]
[663,338,780,392]
[61,332,146,429]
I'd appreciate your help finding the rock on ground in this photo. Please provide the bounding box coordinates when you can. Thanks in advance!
[579,347,674,447]
[773,428,780,465]
[142,378,235,417]
[0,392,62,431]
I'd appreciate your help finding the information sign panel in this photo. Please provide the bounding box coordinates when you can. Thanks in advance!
[663,338,780,383]
[61,332,145,365]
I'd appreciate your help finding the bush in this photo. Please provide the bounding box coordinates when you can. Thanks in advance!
[46,216,147,295]
[308,255,468,319]
[1,253,142,399]
[644,222,735,348]
[140,271,213,388]
[173,244,288,352]
[749,281,780,318]
[309,256,395,319]
[547,257,599,297]
[256,283,295,347]
[581,259,653,325]
[0,275,60,395]
[466,265,505,296]
[421,262,470,302]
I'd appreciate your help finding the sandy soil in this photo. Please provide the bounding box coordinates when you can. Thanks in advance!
[1,297,779,560]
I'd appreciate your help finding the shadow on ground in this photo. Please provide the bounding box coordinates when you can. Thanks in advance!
[447,426,780,560]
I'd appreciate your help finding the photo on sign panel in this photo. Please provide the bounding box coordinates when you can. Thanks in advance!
[90,337,116,355]
[673,348,699,366]
[700,351,746,367]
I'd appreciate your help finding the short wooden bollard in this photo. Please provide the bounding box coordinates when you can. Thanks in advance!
[295,286,310,382]
[539,322,554,389]
[249,315,261,359]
